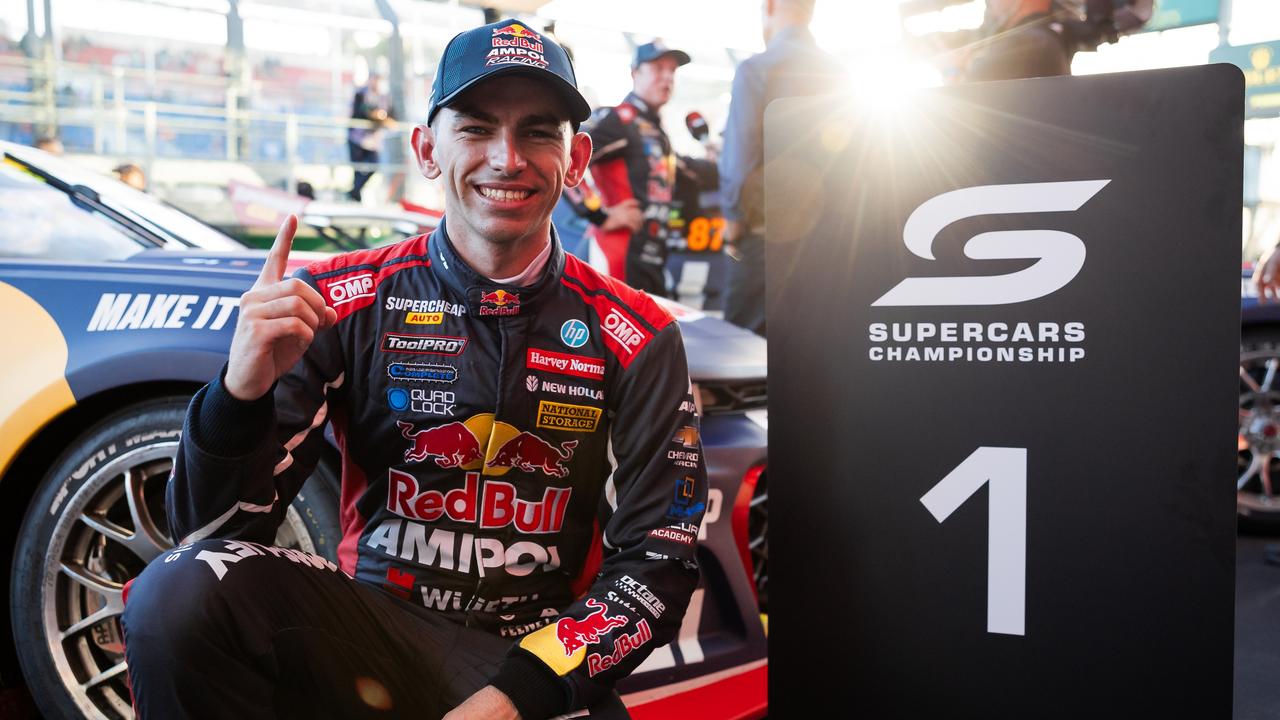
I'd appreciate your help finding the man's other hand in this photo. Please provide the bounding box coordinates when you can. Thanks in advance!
[601,199,643,233]
[442,686,521,720]
[1254,245,1280,303]
[224,215,338,401]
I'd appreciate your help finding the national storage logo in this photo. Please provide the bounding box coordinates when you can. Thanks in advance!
[536,400,602,432]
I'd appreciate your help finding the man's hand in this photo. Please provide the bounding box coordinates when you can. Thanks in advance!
[601,199,643,233]
[224,215,337,401]
[442,686,520,720]
[1254,245,1280,303]
[723,219,745,261]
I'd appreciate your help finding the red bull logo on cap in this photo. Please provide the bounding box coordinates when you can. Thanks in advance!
[492,22,539,40]
[556,599,628,656]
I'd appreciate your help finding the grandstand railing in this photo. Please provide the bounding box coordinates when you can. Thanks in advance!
[0,53,406,197]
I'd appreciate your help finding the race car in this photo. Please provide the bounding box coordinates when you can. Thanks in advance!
[0,141,768,719]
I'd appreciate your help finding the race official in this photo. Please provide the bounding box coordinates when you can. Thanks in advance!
[719,0,841,336]
[567,41,699,296]
[122,18,707,720]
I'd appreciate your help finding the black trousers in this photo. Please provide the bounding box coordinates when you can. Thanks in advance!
[348,141,379,200]
[121,539,627,719]
[723,232,766,337]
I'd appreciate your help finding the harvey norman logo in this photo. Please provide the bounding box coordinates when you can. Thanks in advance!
[869,180,1108,365]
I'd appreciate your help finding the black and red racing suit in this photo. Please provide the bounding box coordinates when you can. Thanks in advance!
[158,220,707,717]
[571,93,677,296]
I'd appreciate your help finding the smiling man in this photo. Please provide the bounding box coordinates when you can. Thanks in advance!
[121,18,706,720]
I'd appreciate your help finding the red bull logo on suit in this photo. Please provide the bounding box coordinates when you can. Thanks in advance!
[555,599,628,656]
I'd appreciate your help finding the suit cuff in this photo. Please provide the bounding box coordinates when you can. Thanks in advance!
[192,365,275,457]
[490,653,568,720]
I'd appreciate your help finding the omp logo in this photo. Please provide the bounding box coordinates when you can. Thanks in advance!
[602,308,646,354]
[872,180,1111,307]
[327,273,375,306]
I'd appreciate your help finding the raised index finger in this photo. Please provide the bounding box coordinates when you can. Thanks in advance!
[257,215,297,286]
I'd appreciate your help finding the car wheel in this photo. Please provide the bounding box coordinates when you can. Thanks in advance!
[1238,350,1280,533]
[10,398,340,719]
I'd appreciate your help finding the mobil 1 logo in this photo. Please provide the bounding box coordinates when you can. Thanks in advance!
[766,66,1241,718]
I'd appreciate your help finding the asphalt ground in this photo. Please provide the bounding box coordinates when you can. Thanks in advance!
[1234,534,1280,720]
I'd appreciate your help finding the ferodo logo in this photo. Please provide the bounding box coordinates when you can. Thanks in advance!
[602,308,648,354]
[326,273,375,306]
[387,470,571,534]
[873,180,1111,307]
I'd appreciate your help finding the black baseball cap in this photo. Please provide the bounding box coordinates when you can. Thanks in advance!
[632,40,692,69]
[427,18,591,126]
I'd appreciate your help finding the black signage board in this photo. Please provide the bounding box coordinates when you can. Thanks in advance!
[766,66,1242,719]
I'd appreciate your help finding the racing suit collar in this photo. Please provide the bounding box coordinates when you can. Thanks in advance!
[624,92,660,123]
[427,216,566,319]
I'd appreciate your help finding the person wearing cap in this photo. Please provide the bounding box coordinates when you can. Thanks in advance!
[563,40,694,297]
[121,17,705,720]
[719,0,842,336]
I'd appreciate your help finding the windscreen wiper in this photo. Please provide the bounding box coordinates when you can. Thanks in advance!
[3,152,168,248]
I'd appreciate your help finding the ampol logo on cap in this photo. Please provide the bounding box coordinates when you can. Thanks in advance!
[560,319,588,348]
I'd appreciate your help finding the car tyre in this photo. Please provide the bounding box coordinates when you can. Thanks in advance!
[10,397,339,719]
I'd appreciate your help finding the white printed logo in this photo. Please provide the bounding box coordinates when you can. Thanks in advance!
[327,273,375,306]
[872,180,1110,307]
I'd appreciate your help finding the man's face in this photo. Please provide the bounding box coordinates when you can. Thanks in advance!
[632,56,679,109]
[412,75,591,248]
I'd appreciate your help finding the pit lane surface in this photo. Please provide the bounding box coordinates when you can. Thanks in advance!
[1235,534,1280,720]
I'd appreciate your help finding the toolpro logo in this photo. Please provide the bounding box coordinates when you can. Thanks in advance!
[556,599,628,656]
[398,414,578,478]
[873,180,1110,307]
[381,332,467,355]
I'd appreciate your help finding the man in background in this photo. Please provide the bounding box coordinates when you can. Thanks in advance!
[718,0,841,336]
[568,41,695,296]
[347,72,394,202]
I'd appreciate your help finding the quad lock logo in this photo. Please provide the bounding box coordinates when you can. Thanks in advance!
[869,180,1108,365]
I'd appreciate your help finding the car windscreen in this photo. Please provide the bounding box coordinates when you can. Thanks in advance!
[3,145,243,251]
[0,163,147,262]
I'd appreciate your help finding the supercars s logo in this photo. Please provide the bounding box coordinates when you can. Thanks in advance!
[872,180,1110,307]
